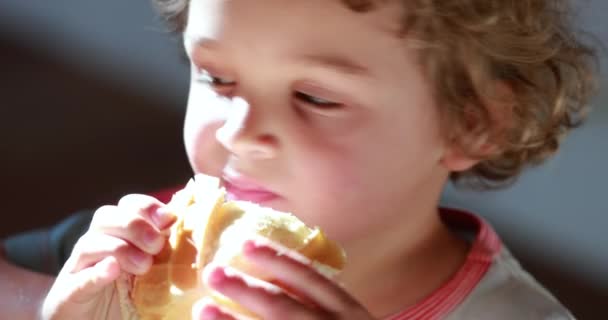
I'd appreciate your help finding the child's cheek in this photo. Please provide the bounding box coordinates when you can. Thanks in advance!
[290,139,363,221]
[293,113,370,197]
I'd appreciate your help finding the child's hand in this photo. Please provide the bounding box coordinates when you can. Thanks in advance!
[40,194,175,320]
[194,239,376,320]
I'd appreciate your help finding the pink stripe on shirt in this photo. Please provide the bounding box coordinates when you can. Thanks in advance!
[385,209,501,320]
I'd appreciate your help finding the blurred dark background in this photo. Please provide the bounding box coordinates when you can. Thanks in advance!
[0,1,192,235]
[1,1,606,319]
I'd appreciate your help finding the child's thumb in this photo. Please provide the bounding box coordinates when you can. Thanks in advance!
[41,257,121,320]
[70,256,121,302]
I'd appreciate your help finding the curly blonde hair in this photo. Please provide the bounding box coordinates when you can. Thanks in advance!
[152,0,598,188]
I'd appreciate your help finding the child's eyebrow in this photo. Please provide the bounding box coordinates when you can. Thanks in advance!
[184,34,372,77]
[295,53,372,77]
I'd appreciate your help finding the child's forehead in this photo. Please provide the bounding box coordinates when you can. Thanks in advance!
[184,0,408,77]
[184,0,403,39]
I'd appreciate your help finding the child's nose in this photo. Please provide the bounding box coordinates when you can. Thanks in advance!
[215,97,278,159]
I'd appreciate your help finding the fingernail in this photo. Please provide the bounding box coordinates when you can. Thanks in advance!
[200,305,222,319]
[143,228,160,246]
[208,267,227,286]
[243,240,258,255]
[130,250,148,266]
[152,206,175,229]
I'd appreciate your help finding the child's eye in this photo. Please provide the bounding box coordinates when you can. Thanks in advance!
[211,76,236,86]
[294,91,342,109]
[194,69,236,87]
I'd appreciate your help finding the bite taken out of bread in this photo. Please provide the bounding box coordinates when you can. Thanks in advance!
[115,174,346,320]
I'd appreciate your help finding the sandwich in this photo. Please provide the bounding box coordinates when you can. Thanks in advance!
[115,174,346,319]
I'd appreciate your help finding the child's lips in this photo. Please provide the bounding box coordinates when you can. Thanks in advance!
[221,174,279,204]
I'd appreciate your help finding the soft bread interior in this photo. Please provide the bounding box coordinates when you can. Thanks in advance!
[118,174,346,320]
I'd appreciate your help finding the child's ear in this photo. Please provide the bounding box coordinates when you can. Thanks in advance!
[440,141,496,172]
[440,82,514,172]
[440,147,477,172]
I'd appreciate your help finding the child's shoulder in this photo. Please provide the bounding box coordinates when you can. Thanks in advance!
[439,209,574,319]
[448,247,574,319]
[388,209,573,319]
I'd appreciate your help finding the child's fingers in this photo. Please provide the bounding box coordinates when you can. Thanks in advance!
[117,194,176,230]
[242,240,356,313]
[193,298,238,320]
[204,266,325,320]
[66,256,121,304]
[89,205,167,256]
[69,233,152,275]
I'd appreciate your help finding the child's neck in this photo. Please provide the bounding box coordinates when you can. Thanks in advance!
[338,205,469,318]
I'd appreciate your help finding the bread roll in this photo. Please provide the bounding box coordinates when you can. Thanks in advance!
[115,174,346,320]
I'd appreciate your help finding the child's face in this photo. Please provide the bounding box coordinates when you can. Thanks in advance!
[183,0,451,242]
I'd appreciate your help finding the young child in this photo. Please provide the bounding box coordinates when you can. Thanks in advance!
[37,0,597,319]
